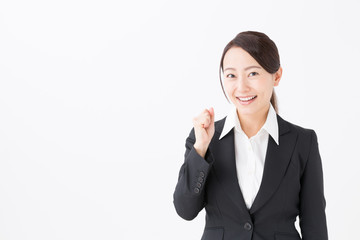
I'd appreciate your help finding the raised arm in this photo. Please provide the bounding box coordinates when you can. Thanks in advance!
[173,107,215,220]
[173,127,214,220]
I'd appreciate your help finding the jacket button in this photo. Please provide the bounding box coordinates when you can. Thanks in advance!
[194,188,200,193]
[196,182,202,188]
[244,222,252,231]
[199,171,205,177]
[198,177,204,183]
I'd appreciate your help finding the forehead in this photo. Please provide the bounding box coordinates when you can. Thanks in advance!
[223,47,260,69]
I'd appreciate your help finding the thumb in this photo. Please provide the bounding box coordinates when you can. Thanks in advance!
[209,107,215,123]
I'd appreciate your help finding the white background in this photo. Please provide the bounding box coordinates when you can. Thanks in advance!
[1,0,359,239]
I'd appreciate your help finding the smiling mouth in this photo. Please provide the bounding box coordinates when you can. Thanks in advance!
[237,96,257,102]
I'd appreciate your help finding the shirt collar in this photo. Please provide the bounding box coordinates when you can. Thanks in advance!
[219,103,279,145]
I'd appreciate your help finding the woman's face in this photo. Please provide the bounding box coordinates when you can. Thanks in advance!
[223,47,282,118]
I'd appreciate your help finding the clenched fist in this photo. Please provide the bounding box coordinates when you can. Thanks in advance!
[192,107,215,158]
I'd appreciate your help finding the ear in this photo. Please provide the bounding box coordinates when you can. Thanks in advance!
[273,66,282,87]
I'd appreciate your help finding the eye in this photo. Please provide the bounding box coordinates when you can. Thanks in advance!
[226,73,235,78]
[249,72,258,77]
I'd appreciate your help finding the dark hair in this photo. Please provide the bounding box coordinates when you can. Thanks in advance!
[219,31,281,113]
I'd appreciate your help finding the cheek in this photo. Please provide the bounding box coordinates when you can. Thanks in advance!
[255,79,273,95]
[223,82,234,94]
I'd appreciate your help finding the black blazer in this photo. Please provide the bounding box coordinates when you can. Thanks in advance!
[173,114,328,240]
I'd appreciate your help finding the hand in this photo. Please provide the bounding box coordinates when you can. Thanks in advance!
[192,107,215,157]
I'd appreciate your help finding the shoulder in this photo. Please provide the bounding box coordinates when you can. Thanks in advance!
[277,114,319,156]
[278,114,316,136]
[280,115,315,134]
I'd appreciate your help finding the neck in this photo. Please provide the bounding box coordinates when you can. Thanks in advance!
[237,103,270,138]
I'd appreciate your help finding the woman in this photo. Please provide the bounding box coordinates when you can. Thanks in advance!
[173,31,328,240]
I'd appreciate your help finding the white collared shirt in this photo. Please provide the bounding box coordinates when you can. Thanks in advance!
[219,103,279,209]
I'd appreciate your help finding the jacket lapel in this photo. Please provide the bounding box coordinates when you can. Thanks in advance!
[249,114,297,214]
[208,114,298,216]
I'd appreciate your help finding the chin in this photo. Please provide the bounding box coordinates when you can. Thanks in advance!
[237,108,257,115]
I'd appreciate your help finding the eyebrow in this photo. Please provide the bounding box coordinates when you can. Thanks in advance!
[224,66,262,72]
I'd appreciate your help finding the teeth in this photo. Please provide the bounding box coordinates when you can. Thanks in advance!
[238,96,256,101]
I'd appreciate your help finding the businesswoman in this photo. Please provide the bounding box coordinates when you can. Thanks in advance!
[173,31,328,240]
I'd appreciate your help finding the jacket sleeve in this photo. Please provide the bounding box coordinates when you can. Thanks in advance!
[299,130,328,240]
[173,127,215,220]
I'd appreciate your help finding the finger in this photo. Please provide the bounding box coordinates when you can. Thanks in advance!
[203,117,211,128]
[193,117,209,129]
[203,109,211,118]
[208,107,214,123]
[197,115,210,128]
[193,110,211,128]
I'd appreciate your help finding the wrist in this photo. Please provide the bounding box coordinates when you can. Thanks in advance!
[193,142,208,158]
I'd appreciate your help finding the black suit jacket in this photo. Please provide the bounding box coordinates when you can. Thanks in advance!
[173,114,328,240]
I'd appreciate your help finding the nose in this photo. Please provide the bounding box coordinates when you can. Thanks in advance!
[236,75,251,91]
